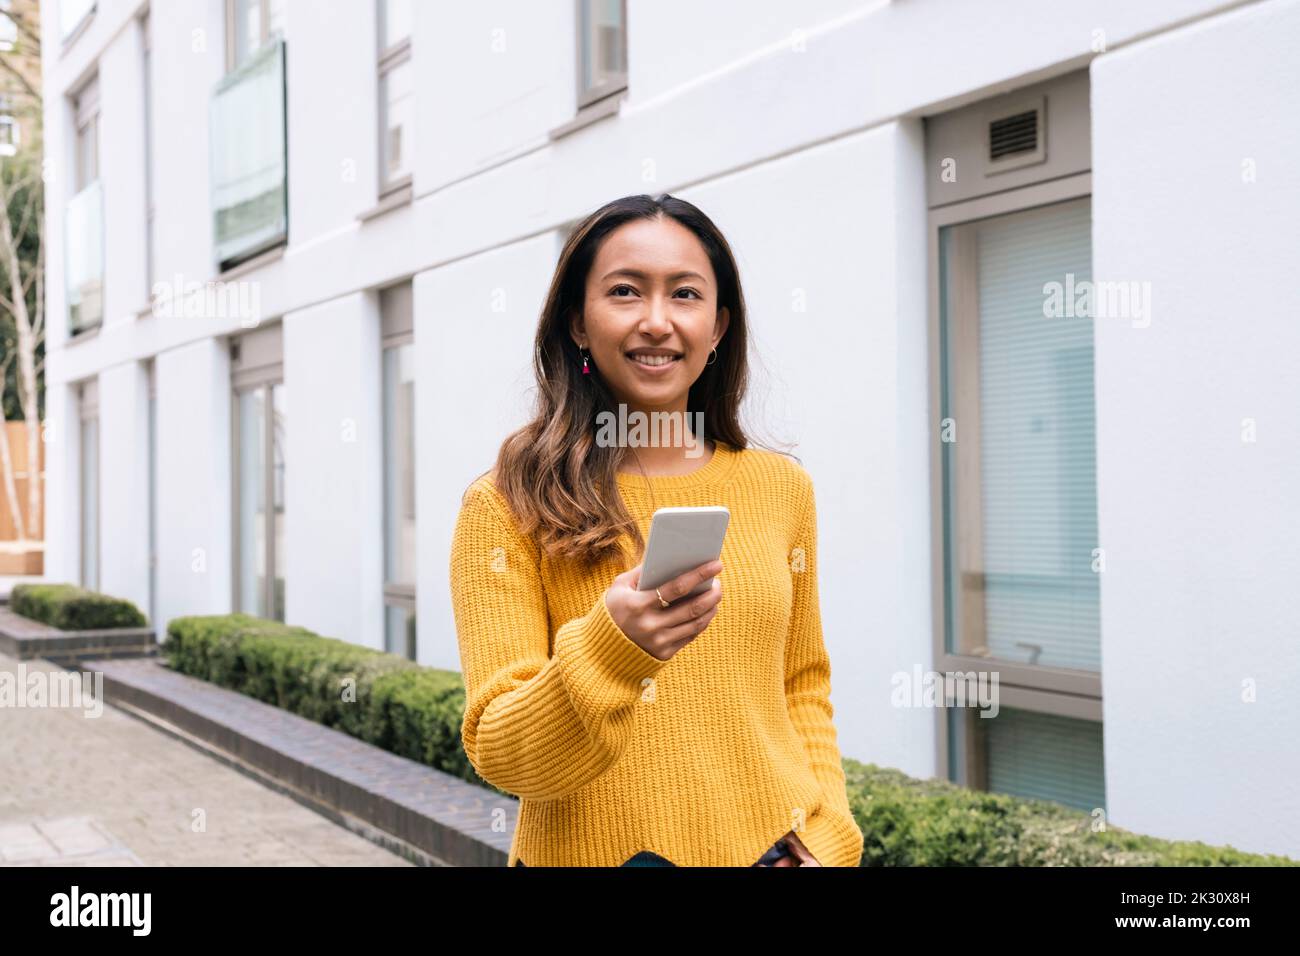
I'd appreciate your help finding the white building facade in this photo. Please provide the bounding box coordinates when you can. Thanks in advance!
[39,0,1300,858]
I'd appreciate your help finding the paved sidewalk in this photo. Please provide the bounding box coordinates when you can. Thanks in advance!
[0,651,412,866]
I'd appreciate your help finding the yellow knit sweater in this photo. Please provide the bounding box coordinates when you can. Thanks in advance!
[449,440,864,867]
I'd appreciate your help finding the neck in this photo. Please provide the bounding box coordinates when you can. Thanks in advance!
[602,396,715,476]
[617,438,714,474]
[606,403,713,476]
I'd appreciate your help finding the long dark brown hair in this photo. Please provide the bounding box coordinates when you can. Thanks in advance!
[471,193,752,569]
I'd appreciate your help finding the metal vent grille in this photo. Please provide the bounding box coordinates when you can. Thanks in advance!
[989,109,1039,160]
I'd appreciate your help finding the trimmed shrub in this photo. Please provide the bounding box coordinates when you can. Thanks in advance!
[367,667,472,780]
[163,614,482,790]
[162,614,1297,866]
[10,583,148,630]
[843,761,1297,866]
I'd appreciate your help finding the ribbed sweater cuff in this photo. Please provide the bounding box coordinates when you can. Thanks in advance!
[555,594,670,701]
[795,804,865,868]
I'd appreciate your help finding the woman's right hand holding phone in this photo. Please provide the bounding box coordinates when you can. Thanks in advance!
[604,559,723,662]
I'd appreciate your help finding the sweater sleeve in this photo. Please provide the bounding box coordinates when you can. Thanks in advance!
[450,479,670,802]
[783,473,866,867]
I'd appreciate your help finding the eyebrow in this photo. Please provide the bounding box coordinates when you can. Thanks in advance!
[600,268,710,284]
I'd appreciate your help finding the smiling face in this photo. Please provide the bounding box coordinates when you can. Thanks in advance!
[572,215,729,419]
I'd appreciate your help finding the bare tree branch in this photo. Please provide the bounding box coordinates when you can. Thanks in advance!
[13,168,42,242]
[0,57,39,103]
[33,235,43,345]
[5,7,42,53]
[0,345,27,539]
[0,162,44,533]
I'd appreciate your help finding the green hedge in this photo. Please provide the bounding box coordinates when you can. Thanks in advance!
[10,583,148,630]
[843,762,1296,866]
[163,614,481,791]
[163,613,1296,866]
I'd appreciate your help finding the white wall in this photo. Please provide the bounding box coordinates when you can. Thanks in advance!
[283,295,384,649]
[627,0,868,103]
[284,0,376,235]
[40,383,81,585]
[147,0,224,296]
[416,1,574,192]
[98,18,149,324]
[415,233,559,670]
[1092,0,1300,858]
[96,361,151,615]
[153,339,232,629]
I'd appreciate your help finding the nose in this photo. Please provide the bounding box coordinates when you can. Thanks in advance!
[638,292,672,336]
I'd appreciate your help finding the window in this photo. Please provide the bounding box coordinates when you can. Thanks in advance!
[79,380,99,591]
[377,0,412,196]
[380,282,416,659]
[939,196,1098,671]
[73,75,99,192]
[0,96,17,157]
[212,16,287,270]
[67,76,103,335]
[576,0,626,109]
[231,325,286,621]
[948,706,1105,814]
[141,12,156,294]
[147,362,158,634]
[0,2,15,52]
[226,0,284,72]
[927,72,1103,813]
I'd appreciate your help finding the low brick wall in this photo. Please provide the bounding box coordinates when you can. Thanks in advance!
[0,607,157,662]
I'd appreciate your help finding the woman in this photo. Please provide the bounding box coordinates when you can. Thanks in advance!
[449,194,863,867]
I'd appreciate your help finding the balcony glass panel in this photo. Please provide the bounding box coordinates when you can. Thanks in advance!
[211,38,286,268]
[65,179,104,334]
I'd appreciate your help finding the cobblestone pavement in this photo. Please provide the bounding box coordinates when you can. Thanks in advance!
[0,652,412,866]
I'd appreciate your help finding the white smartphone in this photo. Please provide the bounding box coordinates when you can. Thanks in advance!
[637,506,730,602]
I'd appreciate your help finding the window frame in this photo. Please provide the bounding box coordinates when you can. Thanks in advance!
[147,360,158,636]
[78,379,100,592]
[66,75,104,337]
[379,281,415,659]
[0,112,17,156]
[574,0,627,110]
[224,0,282,73]
[141,12,155,297]
[376,0,413,199]
[230,326,286,621]
[72,74,100,193]
[927,171,1103,788]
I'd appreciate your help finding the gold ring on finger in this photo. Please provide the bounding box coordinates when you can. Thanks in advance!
[655,588,670,609]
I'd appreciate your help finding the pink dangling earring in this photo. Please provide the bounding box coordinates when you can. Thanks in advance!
[581,348,591,375]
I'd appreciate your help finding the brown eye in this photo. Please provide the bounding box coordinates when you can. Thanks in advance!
[611,284,636,297]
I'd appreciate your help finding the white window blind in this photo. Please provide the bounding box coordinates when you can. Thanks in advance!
[979,707,1106,813]
[940,196,1100,672]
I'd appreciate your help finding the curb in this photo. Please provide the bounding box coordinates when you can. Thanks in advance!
[0,608,157,663]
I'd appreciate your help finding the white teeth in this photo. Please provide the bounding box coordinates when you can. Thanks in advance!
[629,354,677,366]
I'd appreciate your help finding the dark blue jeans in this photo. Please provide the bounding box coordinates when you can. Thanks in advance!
[515,838,792,867]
